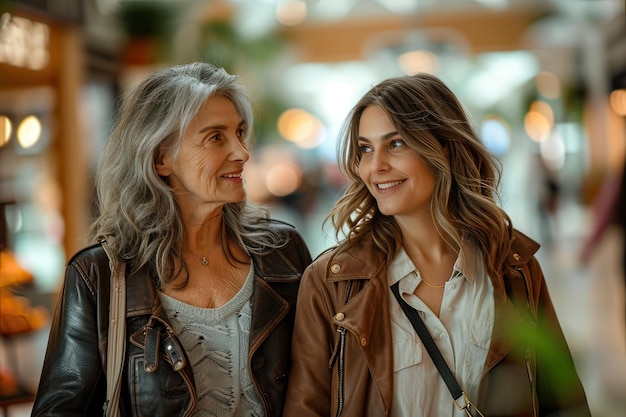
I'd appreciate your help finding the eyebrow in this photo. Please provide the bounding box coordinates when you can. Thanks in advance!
[357,131,399,143]
[198,120,245,134]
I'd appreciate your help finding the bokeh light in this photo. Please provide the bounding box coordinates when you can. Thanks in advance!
[398,50,438,75]
[17,115,42,149]
[277,108,324,149]
[276,0,307,26]
[0,115,12,147]
[535,71,561,99]
[609,89,626,116]
[480,115,510,156]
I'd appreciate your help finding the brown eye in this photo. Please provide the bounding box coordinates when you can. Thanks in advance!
[236,128,245,140]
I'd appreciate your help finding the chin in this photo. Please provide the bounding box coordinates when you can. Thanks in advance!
[377,206,397,216]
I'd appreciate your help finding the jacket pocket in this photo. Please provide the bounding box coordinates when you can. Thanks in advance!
[128,352,191,417]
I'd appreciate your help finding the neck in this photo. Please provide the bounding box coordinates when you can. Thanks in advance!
[398,215,454,252]
[183,209,224,251]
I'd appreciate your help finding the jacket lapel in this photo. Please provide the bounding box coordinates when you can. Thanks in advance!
[327,244,394,413]
[483,288,523,374]
[249,276,289,353]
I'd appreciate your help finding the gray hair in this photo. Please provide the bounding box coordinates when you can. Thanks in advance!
[90,62,283,286]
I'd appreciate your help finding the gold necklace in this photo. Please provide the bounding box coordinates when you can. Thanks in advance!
[420,277,446,289]
[185,248,208,266]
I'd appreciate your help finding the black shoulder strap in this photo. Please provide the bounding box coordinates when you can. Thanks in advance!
[389,282,462,398]
[389,282,483,416]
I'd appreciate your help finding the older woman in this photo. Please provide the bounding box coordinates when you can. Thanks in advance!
[32,62,312,417]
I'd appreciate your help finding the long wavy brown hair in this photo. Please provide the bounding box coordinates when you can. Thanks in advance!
[327,72,513,281]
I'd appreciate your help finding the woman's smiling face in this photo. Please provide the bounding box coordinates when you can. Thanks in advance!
[357,105,436,219]
[156,95,250,213]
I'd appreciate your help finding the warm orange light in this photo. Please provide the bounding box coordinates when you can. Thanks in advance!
[276,0,307,26]
[0,249,32,288]
[266,162,302,197]
[0,115,11,147]
[524,111,551,142]
[277,108,323,148]
[609,89,626,116]
[398,50,438,75]
[529,100,554,128]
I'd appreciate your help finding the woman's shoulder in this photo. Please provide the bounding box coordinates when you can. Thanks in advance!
[62,242,111,296]
[509,229,541,262]
[256,218,313,270]
[263,218,300,236]
[261,218,308,247]
[67,241,108,267]
[307,237,384,277]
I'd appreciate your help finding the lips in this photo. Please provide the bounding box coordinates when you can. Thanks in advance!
[376,180,404,190]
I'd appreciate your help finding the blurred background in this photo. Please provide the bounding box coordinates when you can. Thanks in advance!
[0,0,625,416]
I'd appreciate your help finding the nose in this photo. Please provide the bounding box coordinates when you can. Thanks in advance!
[370,148,389,172]
[230,137,249,163]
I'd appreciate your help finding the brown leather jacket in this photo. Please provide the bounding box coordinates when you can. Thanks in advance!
[284,229,590,417]
[32,222,311,417]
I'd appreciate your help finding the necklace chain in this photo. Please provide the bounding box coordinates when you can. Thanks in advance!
[420,277,446,289]
[185,248,208,266]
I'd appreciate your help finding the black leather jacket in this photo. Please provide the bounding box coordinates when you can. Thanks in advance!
[31,223,312,417]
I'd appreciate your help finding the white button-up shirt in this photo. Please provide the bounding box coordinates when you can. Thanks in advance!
[388,241,494,417]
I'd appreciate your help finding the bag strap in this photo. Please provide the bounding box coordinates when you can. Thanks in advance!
[102,240,126,417]
[389,282,483,417]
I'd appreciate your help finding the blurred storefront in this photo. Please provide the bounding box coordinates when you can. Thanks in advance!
[0,0,96,408]
[1,0,86,292]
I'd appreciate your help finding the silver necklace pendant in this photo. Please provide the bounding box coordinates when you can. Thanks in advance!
[201,257,208,266]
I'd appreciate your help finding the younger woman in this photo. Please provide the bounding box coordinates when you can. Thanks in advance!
[284,73,590,417]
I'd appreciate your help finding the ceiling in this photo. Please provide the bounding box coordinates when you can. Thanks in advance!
[83,1,624,66]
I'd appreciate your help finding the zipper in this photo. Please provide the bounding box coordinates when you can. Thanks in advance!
[336,327,347,417]
[335,280,354,417]
[524,347,538,417]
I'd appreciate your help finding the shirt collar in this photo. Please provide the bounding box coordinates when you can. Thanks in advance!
[455,239,477,283]
[388,239,478,286]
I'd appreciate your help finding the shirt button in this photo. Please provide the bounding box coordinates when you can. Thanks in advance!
[335,312,345,321]
[360,337,367,346]
[450,284,456,289]
[331,264,341,273]
[446,306,453,312]
[439,332,447,339]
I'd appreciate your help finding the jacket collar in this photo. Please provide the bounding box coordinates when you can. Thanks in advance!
[324,229,540,285]
[323,237,387,284]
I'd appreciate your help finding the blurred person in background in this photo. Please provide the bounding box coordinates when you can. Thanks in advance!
[581,162,626,336]
[284,73,590,417]
[31,62,312,417]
